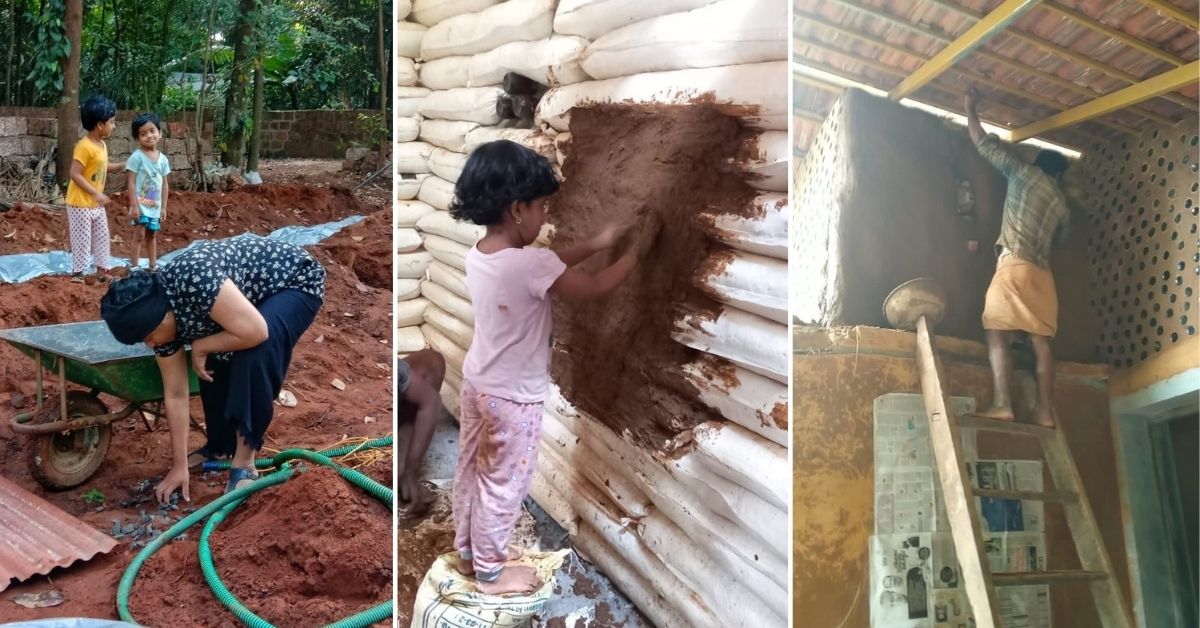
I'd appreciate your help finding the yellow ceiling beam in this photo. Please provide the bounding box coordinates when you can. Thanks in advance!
[1138,0,1199,30]
[888,0,1044,100]
[1011,61,1199,141]
[1043,1,1186,67]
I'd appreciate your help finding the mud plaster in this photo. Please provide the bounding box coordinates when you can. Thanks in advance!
[549,105,757,451]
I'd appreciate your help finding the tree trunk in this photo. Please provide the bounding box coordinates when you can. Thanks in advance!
[55,0,83,188]
[154,0,174,105]
[376,0,386,111]
[246,59,264,172]
[220,0,256,168]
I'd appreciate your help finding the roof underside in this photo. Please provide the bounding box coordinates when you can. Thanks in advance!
[794,0,1200,154]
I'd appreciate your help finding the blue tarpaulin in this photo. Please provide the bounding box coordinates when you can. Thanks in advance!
[0,215,363,284]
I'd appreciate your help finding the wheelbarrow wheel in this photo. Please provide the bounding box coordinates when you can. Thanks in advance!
[26,391,113,490]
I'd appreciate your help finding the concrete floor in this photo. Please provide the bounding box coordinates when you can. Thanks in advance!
[403,410,650,627]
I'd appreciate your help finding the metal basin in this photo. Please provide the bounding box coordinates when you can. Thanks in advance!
[883,278,948,331]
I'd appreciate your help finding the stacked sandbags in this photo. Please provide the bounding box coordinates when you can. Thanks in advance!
[396,3,432,357]
[412,2,789,626]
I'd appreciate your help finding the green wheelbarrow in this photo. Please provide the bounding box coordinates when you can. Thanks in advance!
[1,321,199,490]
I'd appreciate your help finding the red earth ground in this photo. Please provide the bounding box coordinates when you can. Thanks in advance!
[0,159,394,625]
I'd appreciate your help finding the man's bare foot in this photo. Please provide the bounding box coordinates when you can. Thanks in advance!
[455,546,524,576]
[1030,406,1056,428]
[975,405,1015,421]
[477,565,542,596]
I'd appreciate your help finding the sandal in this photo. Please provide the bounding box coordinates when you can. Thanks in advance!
[225,467,261,494]
[70,273,84,284]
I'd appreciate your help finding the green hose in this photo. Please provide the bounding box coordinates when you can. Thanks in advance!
[117,437,393,627]
[201,436,396,472]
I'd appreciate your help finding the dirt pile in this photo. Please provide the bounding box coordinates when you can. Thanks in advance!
[0,183,373,256]
[549,105,757,450]
[128,462,392,627]
[319,210,392,290]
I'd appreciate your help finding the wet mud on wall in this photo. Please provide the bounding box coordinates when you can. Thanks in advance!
[792,328,1130,628]
[549,105,758,451]
[832,90,1097,363]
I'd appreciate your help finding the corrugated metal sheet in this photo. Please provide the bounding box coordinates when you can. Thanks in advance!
[795,0,1199,151]
[0,476,117,591]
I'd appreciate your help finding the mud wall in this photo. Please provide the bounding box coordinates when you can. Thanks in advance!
[0,108,212,179]
[792,325,1131,628]
[395,1,789,626]
[259,109,380,158]
[1075,118,1199,370]
[795,89,1098,362]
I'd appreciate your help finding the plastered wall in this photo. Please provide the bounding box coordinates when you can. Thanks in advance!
[792,326,1131,628]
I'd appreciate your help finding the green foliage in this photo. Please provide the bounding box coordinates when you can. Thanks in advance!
[82,488,105,506]
[353,112,387,149]
[26,0,69,103]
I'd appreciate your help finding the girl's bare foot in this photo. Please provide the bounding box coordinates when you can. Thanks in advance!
[975,405,1015,421]
[477,565,541,596]
[455,546,524,576]
[1031,406,1056,428]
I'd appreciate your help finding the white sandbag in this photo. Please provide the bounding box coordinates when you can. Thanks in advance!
[396,200,437,228]
[571,526,698,628]
[441,369,462,416]
[682,355,788,447]
[420,119,480,153]
[395,228,423,254]
[421,0,555,61]
[463,127,556,161]
[418,175,457,211]
[396,56,418,87]
[423,234,470,272]
[554,0,718,40]
[419,56,471,91]
[696,250,787,324]
[427,148,470,183]
[579,0,785,81]
[424,304,474,350]
[668,452,787,557]
[692,421,788,511]
[540,411,650,518]
[396,116,420,143]
[737,130,787,192]
[396,278,422,301]
[421,324,468,372]
[396,142,434,174]
[428,260,470,300]
[396,22,427,59]
[397,325,428,353]
[396,298,429,327]
[410,551,568,628]
[395,173,429,200]
[698,193,787,259]
[421,280,475,326]
[411,0,499,27]
[471,36,590,88]
[530,468,579,536]
[396,0,412,20]
[673,307,787,383]
[419,87,503,125]
[396,86,431,118]
[417,210,484,247]
[396,250,434,279]
[537,61,787,132]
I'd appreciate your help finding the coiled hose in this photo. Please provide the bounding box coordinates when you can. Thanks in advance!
[116,438,393,627]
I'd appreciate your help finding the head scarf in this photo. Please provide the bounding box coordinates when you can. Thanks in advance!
[100,271,170,344]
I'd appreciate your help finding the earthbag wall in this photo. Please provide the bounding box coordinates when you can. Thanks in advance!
[398,1,789,626]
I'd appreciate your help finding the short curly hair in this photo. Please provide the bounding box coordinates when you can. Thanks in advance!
[449,140,559,226]
[81,95,116,131]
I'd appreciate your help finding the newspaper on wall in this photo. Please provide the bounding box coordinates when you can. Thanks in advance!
[871,393,1051,628]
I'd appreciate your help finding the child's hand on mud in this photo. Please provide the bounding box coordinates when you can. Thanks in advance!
[621,213,663,261]
[93,192,112,206]
[156,465,190,503]
[591,218,635,250]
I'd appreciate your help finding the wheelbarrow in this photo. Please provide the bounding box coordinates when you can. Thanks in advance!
[1,321,199,490]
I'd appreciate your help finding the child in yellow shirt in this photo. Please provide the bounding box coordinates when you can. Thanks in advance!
[65,95,124,282]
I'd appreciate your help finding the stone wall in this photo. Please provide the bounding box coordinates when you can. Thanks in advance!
[260,109,381,158]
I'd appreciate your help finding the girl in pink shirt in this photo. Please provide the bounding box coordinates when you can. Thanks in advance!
[449,140,639,595]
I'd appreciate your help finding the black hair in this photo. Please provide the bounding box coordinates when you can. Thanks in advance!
[80,95,117,131]
[100,271,170,345]
[449,140,559,226]
[131,112,162,138]
[1034,150,1068,178]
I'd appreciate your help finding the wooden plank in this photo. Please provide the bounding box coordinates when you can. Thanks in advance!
[958,413,1057,438]
[915,316,1001,628]
[1042,428,1136,628]
[992,570,1108,586]
[974,488,1078,503]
